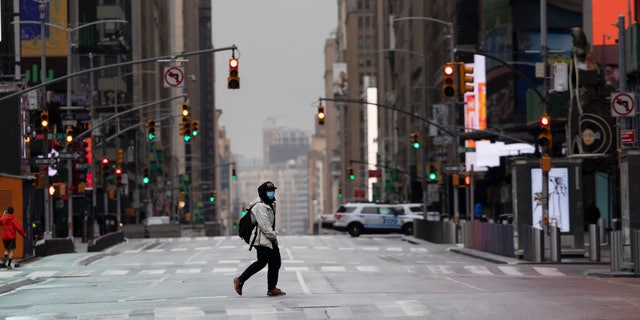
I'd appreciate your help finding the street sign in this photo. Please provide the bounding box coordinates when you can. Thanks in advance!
[34,157,56,166]
[611,92,636,117]
[59,152,80,160]
[621,129,636,144]
[164,66,185,88]
[61,114,77,127]
[443,165,465,173]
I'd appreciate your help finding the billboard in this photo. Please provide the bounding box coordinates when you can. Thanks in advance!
[531,168,570,232]
[20,0,68,57]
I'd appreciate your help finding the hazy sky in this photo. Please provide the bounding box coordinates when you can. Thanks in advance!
[211,1,338,159]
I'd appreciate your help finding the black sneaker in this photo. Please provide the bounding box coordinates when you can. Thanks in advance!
[6,264,13,270]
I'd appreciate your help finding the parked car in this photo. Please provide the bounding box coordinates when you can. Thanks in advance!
[318,212,335,229]
[332,203,418,237]
[143,216,171,238]
[497,213,514,224]
[394,203,441,221]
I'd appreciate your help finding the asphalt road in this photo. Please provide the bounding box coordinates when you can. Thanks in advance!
[0,235,639,319]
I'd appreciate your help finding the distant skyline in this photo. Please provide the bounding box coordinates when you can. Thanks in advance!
[212,1,337,159]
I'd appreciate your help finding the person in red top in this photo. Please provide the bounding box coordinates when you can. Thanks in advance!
[0,207,26,269]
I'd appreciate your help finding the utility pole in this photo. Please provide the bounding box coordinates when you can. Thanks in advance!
[38,0,52,239]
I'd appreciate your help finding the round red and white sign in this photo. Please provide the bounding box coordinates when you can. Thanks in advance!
[611,92,635,117]
[164,66,185,88]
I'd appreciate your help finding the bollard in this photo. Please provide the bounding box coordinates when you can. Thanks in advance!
[532,227,544,262]
[610,230,622,271]
[589,224,601,262]
[549,225,561,262]
[632,230,640,273]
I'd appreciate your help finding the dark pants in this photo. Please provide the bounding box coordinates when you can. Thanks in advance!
[239,245,281,289]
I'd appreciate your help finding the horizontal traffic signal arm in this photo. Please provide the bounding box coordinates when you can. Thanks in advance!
[0,45,239,105]
[318,97,532,144]
[348,159,412,177]
[318,97,453,136]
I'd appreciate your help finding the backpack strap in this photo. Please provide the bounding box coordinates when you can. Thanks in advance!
[247,202,260,251]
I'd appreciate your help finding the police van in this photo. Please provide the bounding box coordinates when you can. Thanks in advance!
[332,203,420,237]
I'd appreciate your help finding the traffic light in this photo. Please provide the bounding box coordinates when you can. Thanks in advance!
[183,121,192,142]
[442,62,458,98]
[428,165,438,182]
[101,157,110,180]
[40,110,49,134]
[452,173,469,187]
[338,187,343,199]
[410,131,420,149]
[146,119,156,141]
[317,105,325,125]
[232,219,239,230]
[227,58,240,89]
[191,120,199,137]
[116,149,124,164]
[115,167,123,186]
[142,167,150,184]
[65,127,73,143]
[348,166,355,180]
[181,103,190,118]
[209,189,216,202]
[231,167,237,180]
[241,207,247,216]
[459,63,474,96]
[537,114,552,153]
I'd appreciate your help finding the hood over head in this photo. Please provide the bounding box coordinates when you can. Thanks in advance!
[258,181,277,203]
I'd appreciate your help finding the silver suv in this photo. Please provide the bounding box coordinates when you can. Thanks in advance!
[332,203,419,237]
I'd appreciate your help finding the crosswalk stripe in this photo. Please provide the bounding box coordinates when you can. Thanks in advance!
[427,265,454,274]
[410,247,428,252]
[363,247,379,251]
[498,266,524,276]
[386,247,403,251]
[26,271,58,278]
[397,300,430,316]
[321,266,346,272]
[101,270,129,276]
[176,268,200,274]
[212,267,237,273]
[464,266,493,275]
[64,270,94,277]
[356,266,380,272]
[139,270,165,275]
[285,266,309,272]
[533,266,565,276]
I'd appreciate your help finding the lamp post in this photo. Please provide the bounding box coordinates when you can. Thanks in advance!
[378,48,429,216]
[15,16,127,239]
[393,16,458,219]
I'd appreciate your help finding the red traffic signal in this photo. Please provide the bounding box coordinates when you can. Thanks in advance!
[442,62,458,98]
[102,157,109,165]
[537,114,552,152]
[228,58,240,89]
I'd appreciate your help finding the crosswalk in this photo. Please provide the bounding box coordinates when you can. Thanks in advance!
[0,263,566,279]
[5,300,437,319]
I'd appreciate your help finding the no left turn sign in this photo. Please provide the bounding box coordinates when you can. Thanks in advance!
[611,92,635,117]
[164,66,185,88]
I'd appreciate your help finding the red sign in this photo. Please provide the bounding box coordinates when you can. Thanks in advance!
[353,189,366,198]
[368,169,381,178]
[621,129,636,144]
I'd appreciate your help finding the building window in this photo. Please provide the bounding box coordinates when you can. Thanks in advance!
[358,17,363,28]
[365,16,370,28]
[358,36,363,49]
[358,55,365,67]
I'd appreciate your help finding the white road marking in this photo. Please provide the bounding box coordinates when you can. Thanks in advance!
[218,260,241,264]
[26,271,58,278]
[285,267,309,272]
[176,268,200,274]
[170,248,188,252]
[139,269,166,275]
[155,306,205,317]
[427,265,454,274]
[397,300,431,316]
[101,270,129,276]
[533,267,565,276]
[321,266,346,272]
[464,265,493,275]
[296,271,312,294]
[386,247,403,251]
[498,266,524,276]
[212,267,237,273]
[356,266,380,272]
